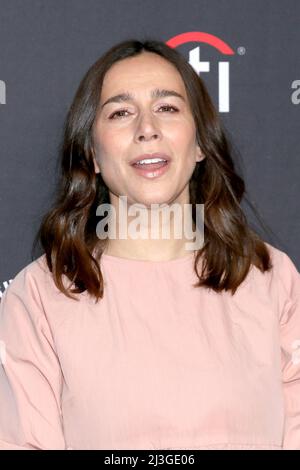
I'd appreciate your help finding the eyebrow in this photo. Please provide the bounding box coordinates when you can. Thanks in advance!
[101,88,186,109]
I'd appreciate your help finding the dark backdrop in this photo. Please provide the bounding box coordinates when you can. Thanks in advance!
[0,0,299,295]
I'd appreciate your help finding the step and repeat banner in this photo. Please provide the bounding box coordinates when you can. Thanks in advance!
[0,0,299,296]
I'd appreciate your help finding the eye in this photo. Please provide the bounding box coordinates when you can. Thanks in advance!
[157,105,179,113]
[108,104,179,120]
[109,109,130,119]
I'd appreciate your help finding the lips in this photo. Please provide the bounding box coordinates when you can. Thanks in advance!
[129,153,171,166]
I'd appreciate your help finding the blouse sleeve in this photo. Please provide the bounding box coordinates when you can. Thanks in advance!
[0,266,66,450]
[277,251,300,450]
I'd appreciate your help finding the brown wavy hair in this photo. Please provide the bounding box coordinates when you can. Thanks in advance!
[32,38,276,302]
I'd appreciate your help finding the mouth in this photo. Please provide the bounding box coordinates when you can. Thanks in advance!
[129,153,171,179]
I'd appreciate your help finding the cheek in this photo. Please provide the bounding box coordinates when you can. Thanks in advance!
[92,136,116,168]
[93,135,125,180]
[166,119,196,142]
[95,126,129,158]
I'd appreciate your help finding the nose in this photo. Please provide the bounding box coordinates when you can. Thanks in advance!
[134,111,162,142]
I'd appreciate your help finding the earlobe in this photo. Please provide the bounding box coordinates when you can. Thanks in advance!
[196,150,205,163]
[91,147,101,173]
[92,156,101,174]
[195,138,205,162]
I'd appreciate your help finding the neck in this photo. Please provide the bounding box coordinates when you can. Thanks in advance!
[98,195,203,261]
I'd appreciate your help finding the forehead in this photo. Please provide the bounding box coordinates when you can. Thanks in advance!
[100,53,186,97]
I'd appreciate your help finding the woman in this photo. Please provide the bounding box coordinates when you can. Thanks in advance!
[0,38,299,450]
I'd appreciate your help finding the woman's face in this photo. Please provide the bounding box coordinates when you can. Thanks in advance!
[92,52,204,208]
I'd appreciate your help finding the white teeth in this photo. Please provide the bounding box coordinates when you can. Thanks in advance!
[135,158,167,165]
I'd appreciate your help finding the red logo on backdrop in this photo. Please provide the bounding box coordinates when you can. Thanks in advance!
[166,32,235,113]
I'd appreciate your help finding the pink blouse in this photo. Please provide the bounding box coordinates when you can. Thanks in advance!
[0,242,299,450]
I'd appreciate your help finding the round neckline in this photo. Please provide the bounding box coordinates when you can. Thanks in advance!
[100,250,196,265]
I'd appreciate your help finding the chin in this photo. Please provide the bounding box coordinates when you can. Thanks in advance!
[134,194,175,208]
